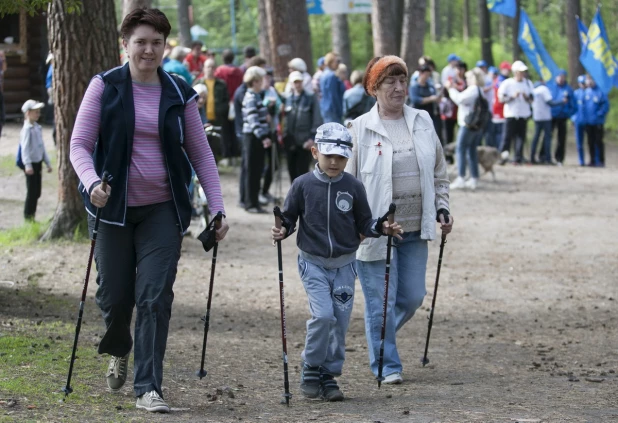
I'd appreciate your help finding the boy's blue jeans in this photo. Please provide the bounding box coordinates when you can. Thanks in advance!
[356,231,428,377]
[298,256,357,376]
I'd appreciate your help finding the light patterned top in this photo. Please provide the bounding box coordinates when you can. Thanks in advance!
[381,117,422,232]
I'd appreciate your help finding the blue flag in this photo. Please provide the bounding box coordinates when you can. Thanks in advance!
[576,16,588,49]
[579,8,618,94]
[518,9,561,84]
[487,0,516,18]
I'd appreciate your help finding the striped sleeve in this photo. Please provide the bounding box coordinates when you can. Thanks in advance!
[70,77,104,193]
[183,100,226,216]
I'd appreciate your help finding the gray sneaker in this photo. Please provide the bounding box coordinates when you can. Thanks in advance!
[106,354,129,392]
[136,390,170,413]
[300,362,321,399]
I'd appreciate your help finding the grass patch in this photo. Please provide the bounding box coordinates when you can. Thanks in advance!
[0,221,49,247]
[0,155,19,178]
[0,318,135,422]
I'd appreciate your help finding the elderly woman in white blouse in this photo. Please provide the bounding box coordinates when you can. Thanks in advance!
[345,56,453,385]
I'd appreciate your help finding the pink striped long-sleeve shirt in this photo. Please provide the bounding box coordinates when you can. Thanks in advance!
[70,77,225,215]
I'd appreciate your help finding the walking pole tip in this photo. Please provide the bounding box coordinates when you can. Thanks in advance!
[421,356,430,367]
[195,369,207,379]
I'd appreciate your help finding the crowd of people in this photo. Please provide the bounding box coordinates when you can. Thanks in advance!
[3,6,612,412]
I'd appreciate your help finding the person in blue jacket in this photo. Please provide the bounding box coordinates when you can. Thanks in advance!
[571,75,587,166]
[549,70,576,165]
[319,52,346,123]
[583,75,609,167]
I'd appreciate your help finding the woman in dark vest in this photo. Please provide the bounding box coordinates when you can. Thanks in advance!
[70,8,229,413]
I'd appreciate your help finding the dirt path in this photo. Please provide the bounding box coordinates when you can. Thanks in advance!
[1,122,617,422]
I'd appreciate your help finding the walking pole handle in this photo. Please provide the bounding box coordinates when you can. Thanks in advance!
[273,206,282,229]
[100,171,110,192]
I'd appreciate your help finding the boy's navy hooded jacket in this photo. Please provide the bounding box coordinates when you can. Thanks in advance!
[280,166,382,268]
[79,63,197,233]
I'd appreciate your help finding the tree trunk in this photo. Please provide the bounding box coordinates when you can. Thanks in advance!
[400,0,427,69]
[257,0,272,66]
[122,0,151,21]
[265,0,313,80]
[44,0,119,240]
[177,0,192,47]
[371,0,398,56]
[391,0,405,54]
[566,0,585,86]
[331,14,351,67]
[478,0,494,65]
[512,0,521,61]
[463,0,471,42]
[430,0,441,41]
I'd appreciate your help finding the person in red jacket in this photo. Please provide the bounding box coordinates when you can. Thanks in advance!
[184,41,206,79]
[488,61,510,150]
[215,49,244,100]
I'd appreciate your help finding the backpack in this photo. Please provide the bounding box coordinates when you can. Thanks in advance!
[16,144,25,170]
[344,94,373,121]
[465,87,490,131]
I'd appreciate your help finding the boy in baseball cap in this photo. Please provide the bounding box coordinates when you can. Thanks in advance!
[19,99,52,220]
[271,122,402,402]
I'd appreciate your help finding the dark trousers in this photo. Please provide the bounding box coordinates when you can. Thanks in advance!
[431,114,444,146]
[530,120,552,163]
[238,132,246,205]
[24,161,43,220]
[501,117,528,163]
[243,133,266,209]
[585,124,605,166]
[221,119,239,159]
[286,146,313,182]
[443,118,457,145]
[552,117,568,163]
[89,201,182,398]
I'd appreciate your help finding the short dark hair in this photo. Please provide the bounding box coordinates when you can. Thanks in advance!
[246,56,267,68]
[244,46,256,58]
[120,8,171,40]
[222,49,235,64]
[190,40,203,49]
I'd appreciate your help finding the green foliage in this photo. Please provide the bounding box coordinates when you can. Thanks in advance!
[0,220,47,246]
[0,0,81,16]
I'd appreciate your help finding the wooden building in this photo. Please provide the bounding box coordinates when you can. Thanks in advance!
[0,10,49,120]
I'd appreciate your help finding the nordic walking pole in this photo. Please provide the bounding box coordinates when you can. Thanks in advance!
[196,211,224,379]
[62,171,109,399]
[273,206,291,406]
[421,231,448,367]
[377,203,396,388]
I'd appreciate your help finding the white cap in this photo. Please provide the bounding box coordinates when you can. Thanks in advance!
[46,52,53,65]
[315,123,353,159]
[21,99,45,113]
[288,71,303,82]
[511,60,528,72]
[288,58,307,73]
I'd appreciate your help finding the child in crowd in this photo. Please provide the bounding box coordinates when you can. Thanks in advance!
[20,99,52,221]
[271,122,402,401]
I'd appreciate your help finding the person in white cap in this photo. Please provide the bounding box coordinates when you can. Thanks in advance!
[272,122,403,402]
[284,57,314,95]
[497,60,534,164]
[282,70,322,181]
[19,99,52,220]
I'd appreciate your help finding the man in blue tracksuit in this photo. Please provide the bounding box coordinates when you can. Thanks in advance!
[271,122,401,402]
[583,75,609,167]
[319,53,346,123]
[549,70,577,165]
[572,75,587,166]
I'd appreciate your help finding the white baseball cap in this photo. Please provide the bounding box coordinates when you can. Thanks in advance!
[315,123,353,159]
[289,71,304,82]
[511,60,528,72]
[21,99,45,113]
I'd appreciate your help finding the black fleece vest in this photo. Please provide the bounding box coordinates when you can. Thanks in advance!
[79,63,197,233]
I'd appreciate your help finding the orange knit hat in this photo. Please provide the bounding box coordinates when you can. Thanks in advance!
[363,56,408,96]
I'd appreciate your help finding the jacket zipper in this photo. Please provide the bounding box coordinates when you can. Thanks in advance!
[327,180,333,258]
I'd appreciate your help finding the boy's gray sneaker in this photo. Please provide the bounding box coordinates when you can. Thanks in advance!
[300,363,321,398]
[319,374,344,402]
[106,353,129,392]
[136,390,170,413]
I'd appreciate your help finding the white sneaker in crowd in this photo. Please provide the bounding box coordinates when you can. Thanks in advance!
[450,176,466,190]
[383,372,404,385]
[464,177,478,191]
